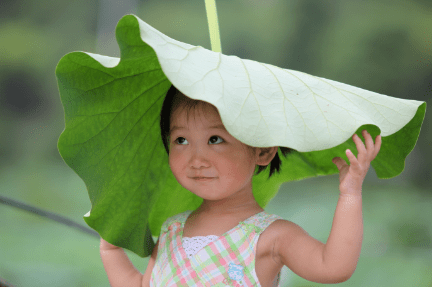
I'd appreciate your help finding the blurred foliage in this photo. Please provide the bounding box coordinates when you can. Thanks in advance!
[0,0,431,286]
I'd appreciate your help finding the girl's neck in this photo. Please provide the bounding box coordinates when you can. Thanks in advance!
[196,200,264,217]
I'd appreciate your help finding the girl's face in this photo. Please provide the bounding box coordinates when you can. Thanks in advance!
[168,102,260,204]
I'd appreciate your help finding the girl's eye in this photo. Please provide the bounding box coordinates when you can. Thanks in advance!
[174,137,188,145]
[174,136,224,145]
[209,135,224,144]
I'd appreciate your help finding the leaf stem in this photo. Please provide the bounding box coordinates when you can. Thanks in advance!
[0,194,99,238]
[204,0,222,53]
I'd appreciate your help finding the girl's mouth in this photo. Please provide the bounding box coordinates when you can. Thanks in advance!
[193,177,215,182]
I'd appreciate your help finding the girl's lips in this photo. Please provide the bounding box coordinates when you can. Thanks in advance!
[193,177,215,182]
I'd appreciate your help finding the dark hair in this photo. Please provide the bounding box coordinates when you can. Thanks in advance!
[160,85,292,179]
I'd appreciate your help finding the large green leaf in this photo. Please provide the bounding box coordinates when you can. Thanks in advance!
[56,14,426,257]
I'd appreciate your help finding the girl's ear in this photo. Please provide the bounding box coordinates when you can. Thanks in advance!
[255,146,278,166]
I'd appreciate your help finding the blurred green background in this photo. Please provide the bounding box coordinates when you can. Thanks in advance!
[1,0,431,286]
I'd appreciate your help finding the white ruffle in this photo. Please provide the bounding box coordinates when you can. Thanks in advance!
[182,235,219,259]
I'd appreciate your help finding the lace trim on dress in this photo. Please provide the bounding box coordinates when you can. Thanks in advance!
[182,235,219,259]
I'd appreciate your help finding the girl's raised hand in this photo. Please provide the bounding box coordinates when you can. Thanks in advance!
[332,130,381,195]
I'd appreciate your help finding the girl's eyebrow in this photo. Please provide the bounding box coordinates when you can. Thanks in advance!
[169,124,225,135]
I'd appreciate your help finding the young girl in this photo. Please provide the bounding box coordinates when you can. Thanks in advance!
[99,85,382,287]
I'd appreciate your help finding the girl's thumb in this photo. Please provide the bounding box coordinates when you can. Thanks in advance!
[332,157,342,169]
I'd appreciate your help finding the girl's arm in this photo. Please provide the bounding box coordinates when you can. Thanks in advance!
[273,131,381,283]
[321,192,363,280]
[100,238,143,286]
[100,237,160,287]
[272,194,362,283]
[142,239,159,287]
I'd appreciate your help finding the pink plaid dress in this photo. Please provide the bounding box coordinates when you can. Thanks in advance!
[150,210,284,286]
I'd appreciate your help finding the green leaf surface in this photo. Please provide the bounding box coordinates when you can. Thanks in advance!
[56,14,426,257]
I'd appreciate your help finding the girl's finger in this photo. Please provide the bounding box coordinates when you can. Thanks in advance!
[346,149,359,166]
[372,134,382,159]
[332,157,347,171]
[353,133,366,161]
[347,148,367,175]
[362,130,375,159]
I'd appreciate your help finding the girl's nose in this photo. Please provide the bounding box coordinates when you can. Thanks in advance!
[189,146,210,168]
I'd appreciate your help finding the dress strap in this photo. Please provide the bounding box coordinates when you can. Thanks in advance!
[241,212,284,235]
[160,210,193,233]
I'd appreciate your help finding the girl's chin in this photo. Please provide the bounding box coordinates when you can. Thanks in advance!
[189,189,229,201]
